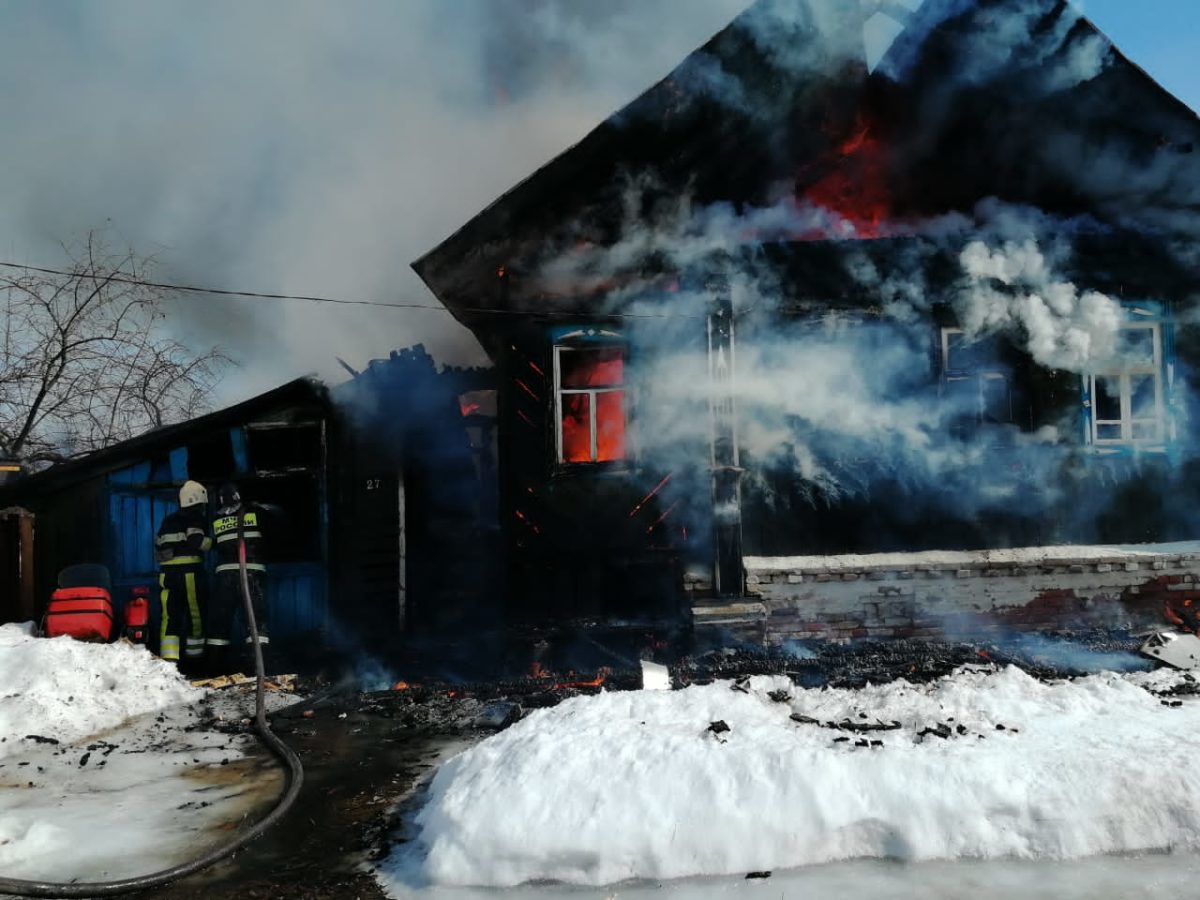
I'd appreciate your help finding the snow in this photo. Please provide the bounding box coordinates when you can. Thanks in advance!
[0,623,286,882]
[382,853,1200,900]
[746,540,1200,573]
[0,622,200,757]
[386,666,1200,889]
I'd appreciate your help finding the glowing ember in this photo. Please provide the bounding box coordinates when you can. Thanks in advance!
[629,473,673,518]
[392,681,410,691]
[553,667,610,690]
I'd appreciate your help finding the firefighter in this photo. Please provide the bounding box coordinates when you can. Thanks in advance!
[209,483,269,673]
[154,480,211,666]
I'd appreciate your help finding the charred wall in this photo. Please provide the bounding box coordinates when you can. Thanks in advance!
[495,321,693,625]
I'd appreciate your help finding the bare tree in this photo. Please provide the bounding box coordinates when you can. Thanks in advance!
[0,233,233,466]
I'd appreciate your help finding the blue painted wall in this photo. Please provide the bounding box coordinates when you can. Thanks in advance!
[105,459,329,649]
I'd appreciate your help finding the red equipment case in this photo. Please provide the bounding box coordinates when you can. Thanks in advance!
[44,586,114,642]
[124,587,151,643]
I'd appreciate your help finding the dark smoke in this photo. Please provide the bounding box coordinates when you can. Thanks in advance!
[0,0,747,401]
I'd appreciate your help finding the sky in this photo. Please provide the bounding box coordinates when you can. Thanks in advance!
[0,0,1197,404]
[1080,0,1200,112]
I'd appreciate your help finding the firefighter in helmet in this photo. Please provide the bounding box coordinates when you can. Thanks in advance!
[154,480,212,666]
[209,483,270,672]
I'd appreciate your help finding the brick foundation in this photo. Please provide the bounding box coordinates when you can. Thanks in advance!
[691,546,1200,644]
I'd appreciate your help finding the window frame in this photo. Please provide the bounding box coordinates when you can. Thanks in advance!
[1088,322,1165,446]
[939,327,1013,430]
[552,342,628,467]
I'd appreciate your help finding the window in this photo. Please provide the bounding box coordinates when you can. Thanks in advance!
[554,345,627,464]
[940,328,1012,435]
[1089,323,1164,444]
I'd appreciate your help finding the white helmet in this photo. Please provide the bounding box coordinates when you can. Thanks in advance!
[179,480,208,509]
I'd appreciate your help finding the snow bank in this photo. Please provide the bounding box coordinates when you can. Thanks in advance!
[397,667,1200,887]
[0,623,199,757]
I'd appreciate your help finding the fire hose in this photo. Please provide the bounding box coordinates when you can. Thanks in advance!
[0,519,305,898]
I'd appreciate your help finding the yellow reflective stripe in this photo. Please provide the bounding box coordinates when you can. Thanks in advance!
[214,512,258,535]
[161,556,203,566]
[185,572,203,643]
[215,563,267,573]
[161,637,180,660]
[159,573,170,656]
[156,532,186,544]
[185,527,206,536]
[213,515,238,535]
[205,638,232,646]
[215,531,261,543]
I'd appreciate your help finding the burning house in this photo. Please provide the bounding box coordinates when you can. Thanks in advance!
[413,0,1200,642]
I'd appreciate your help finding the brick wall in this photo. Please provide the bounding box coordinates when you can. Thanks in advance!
[690,548,1200,644]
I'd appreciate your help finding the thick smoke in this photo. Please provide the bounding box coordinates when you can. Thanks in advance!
[526,0,1200,548]
[0,0,746,401]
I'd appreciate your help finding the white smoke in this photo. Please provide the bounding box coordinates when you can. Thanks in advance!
[956,239,1124,373]
[0,0,749,401]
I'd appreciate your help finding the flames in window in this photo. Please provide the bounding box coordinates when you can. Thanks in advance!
[558,347,626,463]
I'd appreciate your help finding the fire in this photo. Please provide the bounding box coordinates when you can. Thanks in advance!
[553,669,609,690]
[559,348,626,463]
[528,662,610,690]
[391,680,410,691]
[800,115,892,237]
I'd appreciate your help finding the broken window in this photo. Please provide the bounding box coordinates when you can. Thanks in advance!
[940,328,1012,436]
[1089,323,1165,444]
[554,345,627,464]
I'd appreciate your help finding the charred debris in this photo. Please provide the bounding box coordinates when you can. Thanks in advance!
[327,628,1150,735]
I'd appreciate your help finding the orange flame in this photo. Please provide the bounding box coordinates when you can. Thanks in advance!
[391,680,410,691]
[552,667,611,690]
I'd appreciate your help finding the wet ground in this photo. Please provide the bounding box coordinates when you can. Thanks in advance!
[137,690,468,900]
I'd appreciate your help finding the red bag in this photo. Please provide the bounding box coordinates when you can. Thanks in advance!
[124,592,150,644]
[44,587,114,642]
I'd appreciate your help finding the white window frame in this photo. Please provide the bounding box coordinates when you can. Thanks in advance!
[552,344,626,465]
[939,327,1012,426]
[1089,322,1164,445]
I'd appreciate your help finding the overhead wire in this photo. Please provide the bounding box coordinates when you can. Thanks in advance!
[0,260,708,320]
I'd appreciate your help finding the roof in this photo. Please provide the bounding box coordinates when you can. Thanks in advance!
[0,377,330,501]
[412,0,1200,338]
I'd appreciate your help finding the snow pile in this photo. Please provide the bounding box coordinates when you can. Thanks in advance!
[0,623,200,757]
[394,667,1200,888]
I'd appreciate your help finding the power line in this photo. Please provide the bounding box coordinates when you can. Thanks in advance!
[0,260,705,320]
